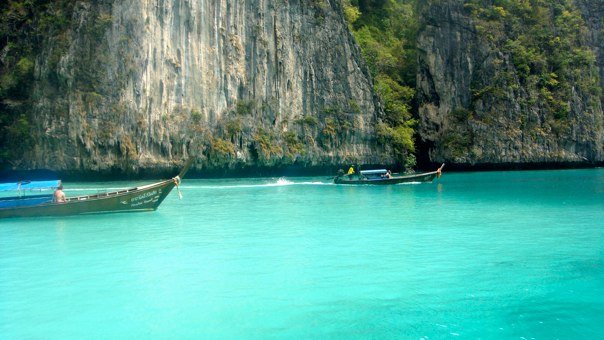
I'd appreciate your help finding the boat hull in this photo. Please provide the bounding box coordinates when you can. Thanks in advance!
[334,170,439,185]
[0,179,177,218]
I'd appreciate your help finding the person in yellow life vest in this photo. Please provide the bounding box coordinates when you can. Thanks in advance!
[347,166,355,175]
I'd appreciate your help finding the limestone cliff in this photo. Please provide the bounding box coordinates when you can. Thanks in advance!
[417,0,604,167]
[9,0,389,175]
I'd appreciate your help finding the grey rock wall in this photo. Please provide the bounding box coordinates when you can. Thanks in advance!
[417,0,604,166]
[24,0,389,175]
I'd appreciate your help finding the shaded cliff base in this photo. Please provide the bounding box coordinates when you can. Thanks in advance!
[49,161,604,181]
[415,141,604,172]
[55,163,401,181]
[430,161,604,172]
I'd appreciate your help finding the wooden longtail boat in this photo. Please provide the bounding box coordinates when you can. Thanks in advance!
[0,161,192,218]
[334,164,444,185]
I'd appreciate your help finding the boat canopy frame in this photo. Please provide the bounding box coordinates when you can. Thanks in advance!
[0,180,61,192]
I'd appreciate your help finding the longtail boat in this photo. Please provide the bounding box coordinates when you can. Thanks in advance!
[0,161,192,218]
[334,164,444,185]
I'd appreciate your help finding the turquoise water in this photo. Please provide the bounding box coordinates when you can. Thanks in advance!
[1,169,604,338]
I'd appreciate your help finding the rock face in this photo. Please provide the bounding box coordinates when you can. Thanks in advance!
[417,0,604,166]
[22,0,388,175]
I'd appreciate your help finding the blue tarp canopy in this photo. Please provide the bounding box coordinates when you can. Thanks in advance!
[0,180,61,192]
[360,169,388,175]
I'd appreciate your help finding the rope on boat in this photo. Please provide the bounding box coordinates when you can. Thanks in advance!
[173,176,183,200]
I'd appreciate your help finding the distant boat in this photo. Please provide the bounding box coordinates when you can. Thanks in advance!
[0,161,192,218]
[334,164,444,185]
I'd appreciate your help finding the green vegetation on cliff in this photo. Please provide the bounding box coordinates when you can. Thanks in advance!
[342,0,419,169]
[345,0,601,165]
[465,0,600,131]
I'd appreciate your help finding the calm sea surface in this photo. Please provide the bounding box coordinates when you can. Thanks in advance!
[1,169,604,338]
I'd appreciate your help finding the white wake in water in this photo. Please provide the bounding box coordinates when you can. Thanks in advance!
[180,177,333,190]
[63,178,421,192]
[60,178,334,192]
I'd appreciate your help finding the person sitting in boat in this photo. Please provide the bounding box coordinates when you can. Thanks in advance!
[347,166,355,175]
[380,170,392,179]
[54,184,67,203]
